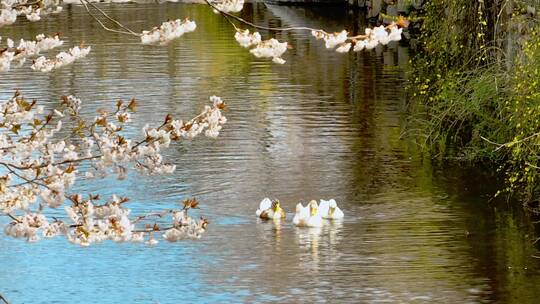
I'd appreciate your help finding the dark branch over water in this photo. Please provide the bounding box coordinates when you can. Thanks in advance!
[0,294,10,304]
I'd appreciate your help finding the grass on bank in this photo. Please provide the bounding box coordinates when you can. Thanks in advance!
[407,0,540,206]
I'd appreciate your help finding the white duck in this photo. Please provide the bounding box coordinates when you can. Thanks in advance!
[294,200,323,227]
[292,202,309,226]
[256,198,285,220]
[319,199,344,220]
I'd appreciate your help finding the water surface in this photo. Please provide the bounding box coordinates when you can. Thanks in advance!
[1,3,540,303]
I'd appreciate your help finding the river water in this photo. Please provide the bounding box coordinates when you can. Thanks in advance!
[1,3,540,303]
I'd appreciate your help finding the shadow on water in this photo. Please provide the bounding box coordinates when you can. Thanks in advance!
[0,3,539,303]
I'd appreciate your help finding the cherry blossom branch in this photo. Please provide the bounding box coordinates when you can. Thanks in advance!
[131,200,200,224]
[8,172,59,187]
[1,162,82,208]
[1,163,58,194]
[11,0,42,9]
[204,0,316,32]
[132,226,174,233]
[204,0,406,64]
[1,91,225,245]
[132,209,173,223]
[20,112,53,143]
[0,156,101,171]
[6,212,21,223]
[0,33,65,72]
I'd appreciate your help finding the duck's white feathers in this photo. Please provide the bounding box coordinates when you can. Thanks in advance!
[295,200,322,227]
[319,199,331,216]
[256,197,272,217]
[293,203,309,226]
[319,199,344,219]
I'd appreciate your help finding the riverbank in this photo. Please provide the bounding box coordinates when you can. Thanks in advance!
[403,0,540,208]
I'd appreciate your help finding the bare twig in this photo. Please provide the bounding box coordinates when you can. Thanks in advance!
[1,163,80,205]
[2,163,51,190]
[494,0,510,43]
[480,135,505,151]
[19,112,54,144]
[82,0,140,36]
[204,0,317,32]
[481,132,540,152]
[517,132,540,144]
[133,225,174,233]
[0,155,101,171]
[80,0,140,36]
[4,213,21,223]
[132,209,173,223]
[527,162,540,170]
[0,294,9,304]
[8,171,64,187]
[219,9,240,31]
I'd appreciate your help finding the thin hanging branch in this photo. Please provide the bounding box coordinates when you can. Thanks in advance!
[481,132,540,152]
[218,9,240,31]
[80,0,140,36]
[6,213,22,223]
[204,0,378,42]
[81,0,140,36]
[0,294,9,304]
[203,0,317,32]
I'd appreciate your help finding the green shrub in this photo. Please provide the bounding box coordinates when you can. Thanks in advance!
[502,30,540,201]
[408,0,540,204]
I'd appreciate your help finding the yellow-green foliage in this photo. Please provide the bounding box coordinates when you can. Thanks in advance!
[502,30,540,200]
[409,0,540,203]
[415,0,490,70]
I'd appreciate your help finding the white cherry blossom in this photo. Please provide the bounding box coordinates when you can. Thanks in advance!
[0,91,226,245]
[234,29,261,48]
[31,45,91,72]
[249,38,288,64]
[211,0,244,14]
[141,18,196,45]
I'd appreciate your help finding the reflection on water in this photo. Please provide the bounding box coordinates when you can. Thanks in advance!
[1,3,540,304]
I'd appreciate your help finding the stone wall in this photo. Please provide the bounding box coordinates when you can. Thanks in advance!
[262,0,424,15]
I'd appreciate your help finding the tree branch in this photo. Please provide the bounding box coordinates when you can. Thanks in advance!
[132,209,173,223]
[204,0,317,32]
[80,0,140,37]
[5,213,21,223]
[0,155,101,171]
[0,294,9,304]
[81,0,140,36]
[481,132,540,152]
[11,0,40,9]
